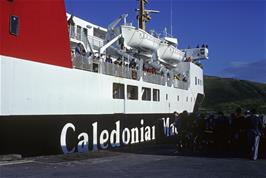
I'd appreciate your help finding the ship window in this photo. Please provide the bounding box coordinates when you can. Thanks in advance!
[186,97,188,102]
[195,77,197,85]
[127,85,138,100]
[198,79,200,85]
[177,95,179,101]
[93,27,107,40]
[166,94,168,101]
[10,15,19,36]
[82,28,88,41]
[113,83,124,99]
[153,89,160,102]
[77,26,82,40]
[69,24,75,38]
[142,87,151,101]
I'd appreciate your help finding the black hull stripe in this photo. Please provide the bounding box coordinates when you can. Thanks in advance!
[0,114,176,157]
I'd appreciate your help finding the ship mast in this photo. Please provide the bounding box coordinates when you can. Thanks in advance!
[137,0,159,31]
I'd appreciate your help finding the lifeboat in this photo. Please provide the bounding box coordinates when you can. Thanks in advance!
[121,25,185,64]
[158,42,184,64]
[121,25,161,51]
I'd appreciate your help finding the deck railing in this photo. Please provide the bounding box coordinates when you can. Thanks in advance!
[142,72,165,86]
[173,79,188,89]
[72,55,189,90]
[102,62,141,80]
[72,55,95,71]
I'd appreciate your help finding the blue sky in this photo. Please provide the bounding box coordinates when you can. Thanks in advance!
[65,0,266,83]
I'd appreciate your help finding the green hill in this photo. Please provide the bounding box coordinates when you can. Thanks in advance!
[201,76,266,114]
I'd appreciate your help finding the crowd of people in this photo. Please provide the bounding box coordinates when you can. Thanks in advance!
[174,108,265,160]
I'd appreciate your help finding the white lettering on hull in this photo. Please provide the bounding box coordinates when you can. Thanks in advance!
[60,123,76,154]
[162,117,178,136]
[60,119,168,154]
[110,121,120,148]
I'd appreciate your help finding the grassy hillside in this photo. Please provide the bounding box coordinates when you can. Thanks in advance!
[201,76,266,113]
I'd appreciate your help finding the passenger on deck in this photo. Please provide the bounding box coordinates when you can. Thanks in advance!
[75,43,82,56]
[114,57,122,66]
[86,52,93,64]
[143,64,147,72]
[138,58,143,71]
[167,72,170,78]
[71,50,75,61]
[174,74,180,80]
[146,67,156,74]
[100,54,105,62]
[118,36,125,50]
[182,73,188,82]
[81,49,86,56]
[152,68,156,74]
[105,55,113,63]
[129,59,136,69]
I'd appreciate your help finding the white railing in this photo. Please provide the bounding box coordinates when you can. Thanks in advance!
[72,55,189,90]
[102,62,140,80]
[173,79,189,90]
[142,72,165,86]
[72,55,93,71]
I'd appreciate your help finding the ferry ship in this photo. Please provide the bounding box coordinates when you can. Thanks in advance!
[0,0,208,156]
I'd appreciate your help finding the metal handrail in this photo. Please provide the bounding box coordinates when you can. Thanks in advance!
[72,55,93,71]
[143,72,165,86]
[72,55,189,90]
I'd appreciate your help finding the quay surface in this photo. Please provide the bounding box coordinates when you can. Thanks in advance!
[1,144,266,178]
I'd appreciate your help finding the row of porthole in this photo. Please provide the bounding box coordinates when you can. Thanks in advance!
[166,94,195,103]
[195,76,203,86]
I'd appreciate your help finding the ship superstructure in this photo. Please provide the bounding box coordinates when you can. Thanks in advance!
[66,0,208,114]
